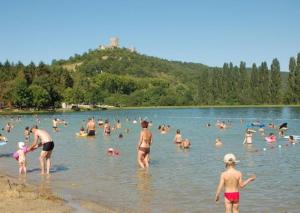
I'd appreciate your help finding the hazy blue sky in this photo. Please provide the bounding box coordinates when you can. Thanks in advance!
[0,0,299,70]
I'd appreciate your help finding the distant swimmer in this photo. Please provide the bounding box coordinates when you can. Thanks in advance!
[28,125,54,175]
[0,134,7,142]
[137,120,152,169]
[24,126,30,143]
[215,137,223,146]
[103,120,111,136]
[288,135,294,143]
[52,118,59,132]
[5,122,12,133]
[116,120,122,129]
[180,139,191,149]
[215,153,256,213]
[98,118,104,128]
[174,129,183,144]
[107,148,119,156]
[86,118,96,136]
[243,129,255,144]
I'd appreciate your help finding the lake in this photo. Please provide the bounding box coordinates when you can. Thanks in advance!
[1,107,300,213]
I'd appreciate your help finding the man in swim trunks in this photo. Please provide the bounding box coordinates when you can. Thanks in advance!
[52,118,59,132]
[86,118,96,136]
[28,125,55,175]
[137,120,152,168]
[215,153,256,213]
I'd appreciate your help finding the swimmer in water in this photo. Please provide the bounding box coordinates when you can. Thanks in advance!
[24,126,30,143]
[215,137,223,146]
[103,120,111,136]
[180,139,191,149]
[174,129,183,144]
[215,153,256,213]
[243,129,255,144]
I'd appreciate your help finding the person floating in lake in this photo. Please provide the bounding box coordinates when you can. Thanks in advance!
[137,120,152,169]
[288,135,294,143]
[174,129,183,144]
[86,118,96,136]
[79,127,86,136]
[215,137,223,146]
[215,153,256,213]
[28,125,54,175]
[180,139,191,149]
[0,133,7,142]
[16,142,27,175]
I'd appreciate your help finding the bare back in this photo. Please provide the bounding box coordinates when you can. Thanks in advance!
[35,129,52,144]
[87,121,96,131]
[222,169,242,192]
[139,129,152,148]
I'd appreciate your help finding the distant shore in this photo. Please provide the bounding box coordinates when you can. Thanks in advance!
[1,104,300,115]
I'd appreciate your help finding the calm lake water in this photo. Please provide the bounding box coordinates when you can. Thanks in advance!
[1,107,300,213]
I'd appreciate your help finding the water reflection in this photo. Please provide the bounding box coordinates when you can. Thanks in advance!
[136,169,153,212]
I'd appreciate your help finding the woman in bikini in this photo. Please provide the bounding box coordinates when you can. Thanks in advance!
[137,120,152,169]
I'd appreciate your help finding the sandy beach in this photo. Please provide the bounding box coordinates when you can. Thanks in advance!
[0,172,119,213]
[0,173,71,213]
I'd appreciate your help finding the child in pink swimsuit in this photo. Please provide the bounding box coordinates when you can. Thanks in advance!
[16,142,27,175]
[215,153,256,213]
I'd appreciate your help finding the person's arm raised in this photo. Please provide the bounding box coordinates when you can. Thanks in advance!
[239,173,256,188]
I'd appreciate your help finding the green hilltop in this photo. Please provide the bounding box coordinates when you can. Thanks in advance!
[0,47,299,109]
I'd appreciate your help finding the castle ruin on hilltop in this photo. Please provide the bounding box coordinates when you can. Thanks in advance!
[98,37,136,53]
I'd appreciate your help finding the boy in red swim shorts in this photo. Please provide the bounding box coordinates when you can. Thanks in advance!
[215,153,256,213]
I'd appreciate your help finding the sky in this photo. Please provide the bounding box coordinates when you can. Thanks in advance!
[0,0,299,71]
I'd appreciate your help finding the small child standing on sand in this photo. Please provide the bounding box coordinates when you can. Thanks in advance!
[215,153,256,213]
[16,142,27,175]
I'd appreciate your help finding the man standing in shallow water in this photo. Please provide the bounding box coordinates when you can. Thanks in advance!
[28,125,55,175]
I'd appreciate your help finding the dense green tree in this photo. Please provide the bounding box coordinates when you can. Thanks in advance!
[29,84,51,109]
[11,79,32,108]
[295,53,300,103]
[286,57,297,103]
[257,62,270,104]
[270,59,281,104]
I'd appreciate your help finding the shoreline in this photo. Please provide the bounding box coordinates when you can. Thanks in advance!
[0,171,118,213]
[1,104,300,115]
[0,172,71,212]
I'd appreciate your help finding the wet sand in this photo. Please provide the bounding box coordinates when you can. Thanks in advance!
[0,172,119,213]
[0,173,71,213]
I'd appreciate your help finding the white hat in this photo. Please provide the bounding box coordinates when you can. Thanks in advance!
[224,153,239,164]
[18,142,25,149]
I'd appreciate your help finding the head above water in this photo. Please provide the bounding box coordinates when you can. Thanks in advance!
[176,129,180,134]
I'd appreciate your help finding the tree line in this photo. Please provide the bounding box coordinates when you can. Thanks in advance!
[0,49,299,109]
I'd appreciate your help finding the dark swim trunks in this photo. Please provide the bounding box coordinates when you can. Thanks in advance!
[87,130,95,136]
[139,147,150,154]
[43,141,54,151]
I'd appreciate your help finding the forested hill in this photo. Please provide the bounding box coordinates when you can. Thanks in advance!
[0,47,299,109]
